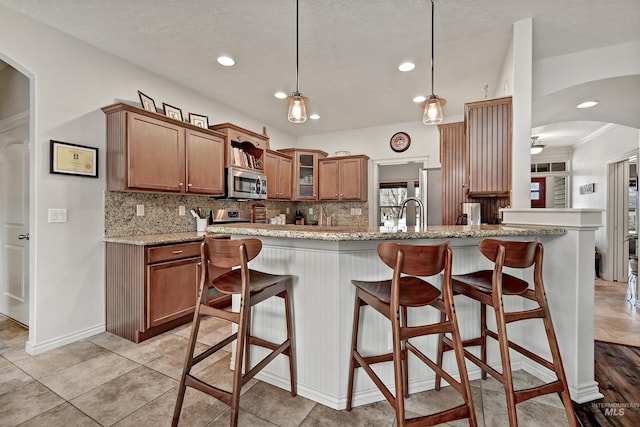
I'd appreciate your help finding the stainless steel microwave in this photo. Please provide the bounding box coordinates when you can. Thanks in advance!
[226,167,267,199]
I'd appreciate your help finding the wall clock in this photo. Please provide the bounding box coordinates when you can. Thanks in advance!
[390,132,411,152]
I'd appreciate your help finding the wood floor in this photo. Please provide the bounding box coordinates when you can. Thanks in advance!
[574,278,640,426]
[594,278,640,347]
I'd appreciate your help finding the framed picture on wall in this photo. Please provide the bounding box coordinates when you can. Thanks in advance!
[49,140,98,178]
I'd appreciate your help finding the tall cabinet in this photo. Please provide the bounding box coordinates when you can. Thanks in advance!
[439,122,466,225]
[439,96,512,225]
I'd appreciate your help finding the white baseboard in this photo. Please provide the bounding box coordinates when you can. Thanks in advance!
[25,323,105,355]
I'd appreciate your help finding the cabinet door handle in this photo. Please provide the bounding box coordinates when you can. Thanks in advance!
[179,182,184,186]
[187,183,193,187]
[172,250,184,254]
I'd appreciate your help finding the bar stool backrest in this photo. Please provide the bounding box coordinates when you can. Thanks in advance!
[202,237,262,269]
[378,242,449,276]
[479,238,540,269]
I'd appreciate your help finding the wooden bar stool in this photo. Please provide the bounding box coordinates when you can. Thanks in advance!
[347,242,477,426]
[435,238,577,426]
[172,237,296,427]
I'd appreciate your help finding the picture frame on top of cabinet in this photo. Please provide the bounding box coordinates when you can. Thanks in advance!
[188,112,209,129]
[162,102,183,121]
[137,90,157,112]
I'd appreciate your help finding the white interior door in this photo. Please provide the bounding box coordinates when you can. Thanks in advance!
[1,132,29,325]
[607,160,630,282]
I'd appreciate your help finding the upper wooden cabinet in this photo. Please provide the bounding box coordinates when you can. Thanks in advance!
[318,155,369,201]
[102,103,225,196]
[465,96,512,196]
[264,149,292,200]
[209,123,268,171]
[278,149,327,201]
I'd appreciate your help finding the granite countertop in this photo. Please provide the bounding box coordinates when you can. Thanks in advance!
[103,232,230,246]
[204,223,566,241]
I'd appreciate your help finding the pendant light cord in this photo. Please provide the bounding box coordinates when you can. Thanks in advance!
[295,0,300,94]
[430,0,435,97]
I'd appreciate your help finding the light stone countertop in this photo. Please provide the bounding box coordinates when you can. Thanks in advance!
[204,223,566,241]
[103,232,230,246]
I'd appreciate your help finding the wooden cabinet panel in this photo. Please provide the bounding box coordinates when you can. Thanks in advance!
[279,149,327,200]
[264,150,292,200]
[185,128,225,195]
[103,103,225,196]
[106,238,231,343]
[439,122,466,225]
[319,155,368,201]
[128,112,184,192]
[465,96,512,195]
[147,257,199,328]
[318,159,339,200]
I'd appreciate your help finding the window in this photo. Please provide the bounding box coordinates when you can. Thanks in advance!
[379,182,407,226]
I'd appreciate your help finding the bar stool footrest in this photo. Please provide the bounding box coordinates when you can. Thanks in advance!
[514,380,565,404]
[404,403,473,426]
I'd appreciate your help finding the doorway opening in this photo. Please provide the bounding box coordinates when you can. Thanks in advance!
[0,58,31,327]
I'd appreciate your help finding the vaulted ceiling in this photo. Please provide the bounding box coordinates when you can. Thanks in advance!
[1,0,638,148]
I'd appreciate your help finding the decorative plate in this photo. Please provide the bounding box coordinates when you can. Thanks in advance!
[390,132,411,152]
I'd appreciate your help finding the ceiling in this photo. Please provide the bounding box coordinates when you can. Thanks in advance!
[1,0,639,148]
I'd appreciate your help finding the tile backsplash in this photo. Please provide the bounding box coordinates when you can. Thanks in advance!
[104,192,369,237]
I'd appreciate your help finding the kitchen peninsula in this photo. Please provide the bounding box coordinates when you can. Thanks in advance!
[205,211,601,410]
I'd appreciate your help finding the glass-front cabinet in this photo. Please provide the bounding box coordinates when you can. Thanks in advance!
[278,149,327,200]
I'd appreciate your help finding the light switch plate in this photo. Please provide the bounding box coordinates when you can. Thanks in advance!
[136,204,145,216]
[309,208,313,215]
[179,206,186,216]
[48,208,67,223]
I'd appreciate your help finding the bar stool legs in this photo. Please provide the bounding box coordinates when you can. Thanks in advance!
[172,237,296,427]
[435,238,577,427]
[347,242,477,426]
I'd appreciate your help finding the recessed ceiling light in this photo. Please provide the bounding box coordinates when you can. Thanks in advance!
[310,114,320,120]
[413,95,427,103]
[274,92,288,99]
[576,101,598,109]
[217,56,235,66]
[398,62,415,72]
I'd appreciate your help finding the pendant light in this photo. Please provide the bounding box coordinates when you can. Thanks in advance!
[423,0,446,125]
[286,0,308,123]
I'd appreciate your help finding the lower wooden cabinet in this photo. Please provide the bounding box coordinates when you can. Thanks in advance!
[106,238,229,343]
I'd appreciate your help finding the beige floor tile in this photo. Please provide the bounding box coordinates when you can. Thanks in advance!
[300,401,396,426]
[239,381,314,427]
[17,402,101,426]
[193,352,258,397]
[114,387,227,427]
[145,342,229,381]
[9,340,111,379]
[117,332,191,365]
[39,352,140,400]
[87,331,141,353]
[0,355,33,396]
[0,317,28,350]
[0,380,65,426]
[480,387,571,427]
[208,407,278,426]
[70,365,176,426]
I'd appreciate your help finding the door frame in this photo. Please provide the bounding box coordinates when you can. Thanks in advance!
[606,151,638,282]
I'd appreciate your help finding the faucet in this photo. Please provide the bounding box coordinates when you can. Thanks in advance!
[398,197,426,230]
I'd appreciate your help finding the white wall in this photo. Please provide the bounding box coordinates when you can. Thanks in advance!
[0,5,296,353]
[571,124,640,278]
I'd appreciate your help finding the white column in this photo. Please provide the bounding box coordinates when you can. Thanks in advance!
[502,208,604,403]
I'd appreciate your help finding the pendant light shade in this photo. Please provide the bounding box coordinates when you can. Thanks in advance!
[286,0,308,123]
[287,92,308,123]
[423,0,445,125]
